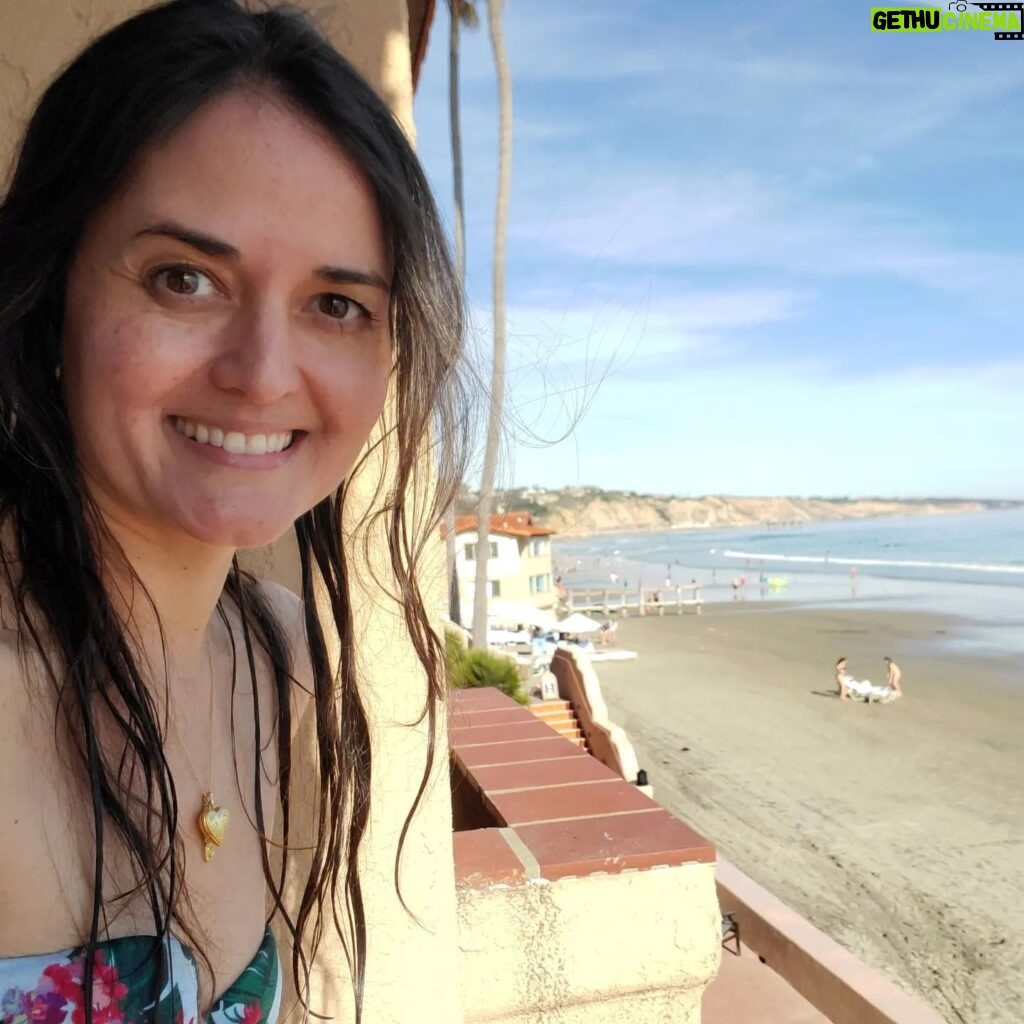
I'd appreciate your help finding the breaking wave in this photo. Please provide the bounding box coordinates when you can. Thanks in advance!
[721,550,1024,575]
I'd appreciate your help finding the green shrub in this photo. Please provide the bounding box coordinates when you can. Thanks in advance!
[445,628,467,668]
[446,641,528,706]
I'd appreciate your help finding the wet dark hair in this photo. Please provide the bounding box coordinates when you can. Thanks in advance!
[836,657,846,666]
[0,1,466,1020]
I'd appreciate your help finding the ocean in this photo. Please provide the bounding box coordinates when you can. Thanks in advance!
[553,508,1024,658]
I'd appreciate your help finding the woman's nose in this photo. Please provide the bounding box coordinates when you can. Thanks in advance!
[208,305,302,404]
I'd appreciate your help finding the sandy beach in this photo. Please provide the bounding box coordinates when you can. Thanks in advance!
[592,605,1023,1024]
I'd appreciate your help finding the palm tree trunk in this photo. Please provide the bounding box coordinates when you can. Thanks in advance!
[449,7,468,280]
[444,1,468,626]
[472,0,512,649]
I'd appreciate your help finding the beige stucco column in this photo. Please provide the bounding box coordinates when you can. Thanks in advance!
[0,2,463,1022]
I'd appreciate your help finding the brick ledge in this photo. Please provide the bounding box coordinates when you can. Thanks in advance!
[450,687,714,887]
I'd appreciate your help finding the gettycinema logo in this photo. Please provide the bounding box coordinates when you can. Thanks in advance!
[871,2,1024,38]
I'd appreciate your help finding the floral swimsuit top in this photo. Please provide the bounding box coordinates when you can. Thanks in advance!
[0,927,281,1024]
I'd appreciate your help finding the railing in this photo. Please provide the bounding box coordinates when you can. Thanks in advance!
[715,859,947,1024]
[566,583,702,617]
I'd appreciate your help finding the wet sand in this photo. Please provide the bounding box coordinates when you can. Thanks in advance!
[592,605,1023,1024]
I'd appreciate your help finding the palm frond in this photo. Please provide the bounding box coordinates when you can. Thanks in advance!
[452,0,480,29]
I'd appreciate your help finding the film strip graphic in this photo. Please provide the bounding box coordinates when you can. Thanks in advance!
[968,2,1024,39]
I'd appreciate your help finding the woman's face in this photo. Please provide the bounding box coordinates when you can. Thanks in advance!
[62,88,393,551]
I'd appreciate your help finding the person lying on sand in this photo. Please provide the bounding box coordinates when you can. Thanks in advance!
[836,657,859,701]
[835,657,902,703]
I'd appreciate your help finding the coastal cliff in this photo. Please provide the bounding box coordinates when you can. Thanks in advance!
[464,487,1014,538]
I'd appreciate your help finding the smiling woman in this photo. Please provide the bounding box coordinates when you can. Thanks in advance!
[0,2,467,1023]
[62,86,396,551]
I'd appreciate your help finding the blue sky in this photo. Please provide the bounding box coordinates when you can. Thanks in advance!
[413,0,1024,499]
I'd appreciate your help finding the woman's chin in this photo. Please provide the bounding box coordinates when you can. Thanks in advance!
[184,513,297,552]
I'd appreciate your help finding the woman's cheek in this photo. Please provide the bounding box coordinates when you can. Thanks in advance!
[330,342,391,421]
[77,314,199,391]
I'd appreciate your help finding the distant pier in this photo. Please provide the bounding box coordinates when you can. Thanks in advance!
[565,583,703,617]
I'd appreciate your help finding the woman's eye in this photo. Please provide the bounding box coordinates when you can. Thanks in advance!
[317,294,367,324]
[150,265,215,297]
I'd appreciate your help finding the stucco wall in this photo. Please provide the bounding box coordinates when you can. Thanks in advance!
[451,687,720,1023]
[549,647,644,787]
[0,3,462,1022]
[0,0,416,156]
[458,865,721,1024]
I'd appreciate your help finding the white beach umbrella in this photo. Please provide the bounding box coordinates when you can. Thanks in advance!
[488,599,558,630]
[557,612,603,634]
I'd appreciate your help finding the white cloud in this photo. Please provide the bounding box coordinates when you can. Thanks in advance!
[509,287,806,334]
[632,51,1024,137]
[511,171,1024,313]
[466,288,808,389]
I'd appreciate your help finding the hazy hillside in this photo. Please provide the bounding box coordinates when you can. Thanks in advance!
[459,487,1017,538]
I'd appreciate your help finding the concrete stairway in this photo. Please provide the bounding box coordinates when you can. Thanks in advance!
[529,699,587,750]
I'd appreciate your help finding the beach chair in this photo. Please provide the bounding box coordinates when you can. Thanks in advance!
[721,912,741,956]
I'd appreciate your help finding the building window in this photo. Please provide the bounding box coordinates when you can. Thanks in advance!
[529,573,552,595]
[488,580,502,598]
[529,538,549,557]
[464,540,499,561]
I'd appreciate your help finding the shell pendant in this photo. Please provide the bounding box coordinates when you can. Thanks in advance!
[199,792,229,862]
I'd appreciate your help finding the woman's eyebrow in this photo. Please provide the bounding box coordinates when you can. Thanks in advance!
[134,221,238,259]
[133,221,389,290]
[314,265,390,291]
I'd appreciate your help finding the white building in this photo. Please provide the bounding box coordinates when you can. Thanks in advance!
[450,512,557,612]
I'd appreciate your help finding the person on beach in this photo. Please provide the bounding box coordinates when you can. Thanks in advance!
[836,657,857,701]
[884,657,904,699]
[0,3,466,1022]
[835,658,902,703]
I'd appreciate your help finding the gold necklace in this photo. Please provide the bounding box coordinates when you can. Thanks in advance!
[172,635,230,862]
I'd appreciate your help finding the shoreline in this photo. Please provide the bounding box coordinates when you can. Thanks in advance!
[556,578,1024,661]
[593,606,1023,1024]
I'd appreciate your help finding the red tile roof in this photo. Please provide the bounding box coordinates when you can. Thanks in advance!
[449,512,556,539]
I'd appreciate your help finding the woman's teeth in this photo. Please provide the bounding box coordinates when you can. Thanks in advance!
[174,418,293,455]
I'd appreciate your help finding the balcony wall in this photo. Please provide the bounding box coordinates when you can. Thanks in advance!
[715,859,948,1024]
[548,647,645,787]
[450,687,721,1023]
